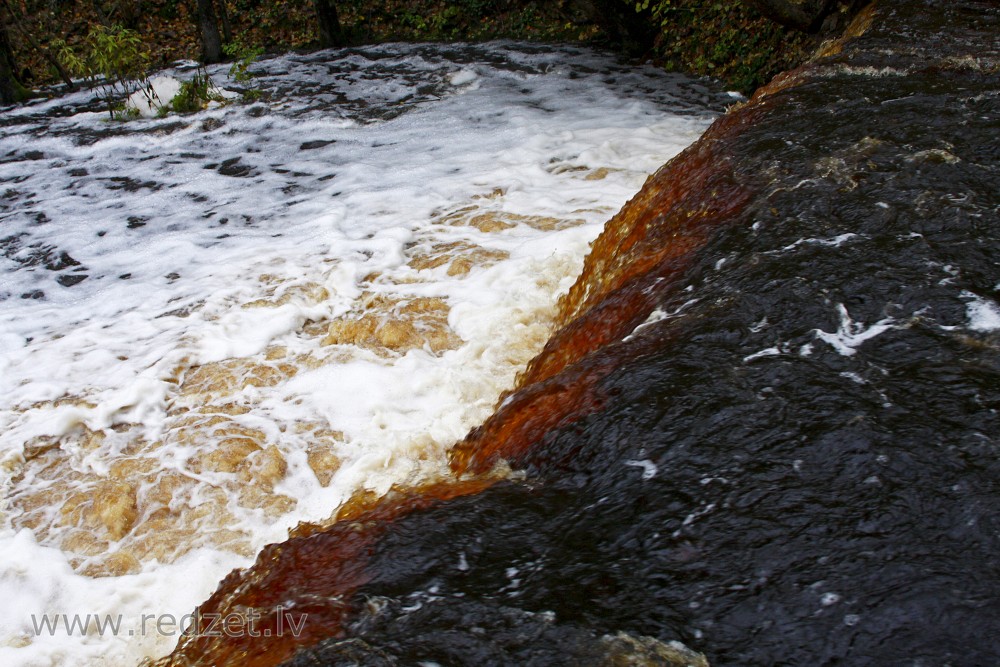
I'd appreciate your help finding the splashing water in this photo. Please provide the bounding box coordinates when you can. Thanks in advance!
[0,42,730,665]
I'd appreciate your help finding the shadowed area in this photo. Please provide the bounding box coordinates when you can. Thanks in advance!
[155,1,1000,665]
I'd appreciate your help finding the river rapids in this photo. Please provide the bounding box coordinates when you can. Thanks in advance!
[0,42,732,666]
[4,1,1000,665]
[160,2,999,666]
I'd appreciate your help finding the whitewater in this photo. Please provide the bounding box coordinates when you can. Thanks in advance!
[0,42,731,665]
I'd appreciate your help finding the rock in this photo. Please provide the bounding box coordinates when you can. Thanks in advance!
[600,632,709,666]
[744,0,838,31]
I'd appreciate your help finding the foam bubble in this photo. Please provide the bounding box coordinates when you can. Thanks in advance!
[0,42,728,665]
[964,293,1000,332]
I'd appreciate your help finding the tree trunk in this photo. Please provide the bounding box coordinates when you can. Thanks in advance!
[90,0,110,26]
[313,0,343,48]
[1,0,74,90]
[196,0,223,63]
[217,0,233,44]
[0,15,18,105]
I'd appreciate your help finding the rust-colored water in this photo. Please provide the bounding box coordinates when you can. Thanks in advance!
[151,2,1000,665]
[151,39,801,667]
[152,80,769,667]
[149,479,495,667]
[449,99,769,474]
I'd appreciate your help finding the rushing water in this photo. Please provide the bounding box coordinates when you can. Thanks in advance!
[0,42,731,665]
[147,2,999,666]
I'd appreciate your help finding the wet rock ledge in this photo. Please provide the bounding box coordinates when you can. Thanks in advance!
[154,1,1000,665]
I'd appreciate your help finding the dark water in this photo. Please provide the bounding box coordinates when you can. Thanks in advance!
[157,1,1000,665]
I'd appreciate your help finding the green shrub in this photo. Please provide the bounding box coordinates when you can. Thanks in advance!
[111,102,140,121]
[241,88,264,103]
[626,0,809,93]
[54,24,151,119]
[223,38,264,83]
[169,69,221,114]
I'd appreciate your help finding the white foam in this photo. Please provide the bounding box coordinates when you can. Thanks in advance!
[0,42,727,666]
[624,459,658,481]
[780,233,859,252]
[814,304,895,356]
[621,298,699,342]
[964,292,1000,332]
[449,68,478,86]
[744,347,782,362]
[126,75,182,117]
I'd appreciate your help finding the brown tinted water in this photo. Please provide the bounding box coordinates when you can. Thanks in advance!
[155,1,1000,665]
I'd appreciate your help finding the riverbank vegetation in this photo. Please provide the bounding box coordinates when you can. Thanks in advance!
[1,0,855,106]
